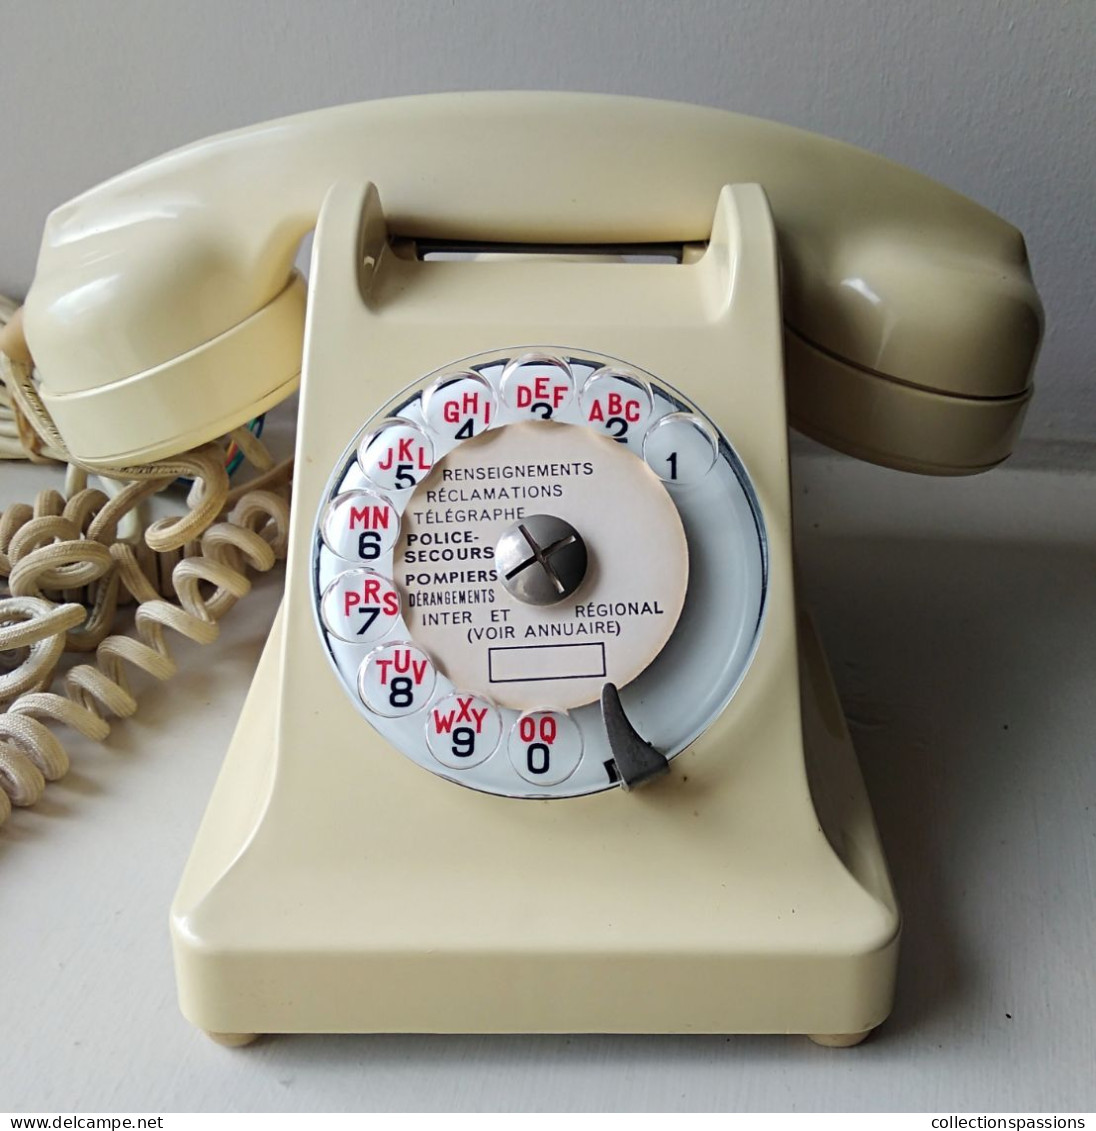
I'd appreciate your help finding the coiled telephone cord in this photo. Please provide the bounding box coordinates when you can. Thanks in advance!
[0,305,293,829]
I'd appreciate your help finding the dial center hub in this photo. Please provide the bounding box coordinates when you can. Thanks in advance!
[495,514,588,606]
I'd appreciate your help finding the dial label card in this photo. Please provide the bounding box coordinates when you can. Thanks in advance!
[394,422,688,711]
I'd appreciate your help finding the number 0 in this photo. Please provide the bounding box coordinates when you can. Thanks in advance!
[526,743,550,775]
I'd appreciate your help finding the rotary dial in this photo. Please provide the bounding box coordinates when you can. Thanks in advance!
[312,349,766,799]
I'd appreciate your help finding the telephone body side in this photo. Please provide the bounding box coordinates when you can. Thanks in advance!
[8,94,1042,1043]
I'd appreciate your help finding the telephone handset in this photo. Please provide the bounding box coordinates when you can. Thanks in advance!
[1,94,1042,1044]
[21,93,1040,476]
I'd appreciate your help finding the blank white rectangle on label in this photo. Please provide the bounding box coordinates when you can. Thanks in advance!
[488,642,607,683]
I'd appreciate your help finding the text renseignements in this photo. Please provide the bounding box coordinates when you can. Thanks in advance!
[441,462,594,481]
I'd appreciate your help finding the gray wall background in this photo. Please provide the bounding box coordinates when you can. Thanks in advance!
[1,0,1091,454]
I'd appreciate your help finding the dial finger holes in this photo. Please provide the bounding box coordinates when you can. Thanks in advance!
[321,490,399,562]
[642,412,718,484]
[358,641,436,717]
[425,691,502,769]
[500,354,574,420]
[422,372,496,441]
[579,369,652,446]
[508,710,584,786]
[357,419,434,492]
[320,569,402,643]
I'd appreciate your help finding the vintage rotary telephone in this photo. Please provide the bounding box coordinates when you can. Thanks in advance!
[0,93,1042,1046]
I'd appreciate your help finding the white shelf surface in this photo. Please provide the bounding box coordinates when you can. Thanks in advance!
[1,437,1094,1113]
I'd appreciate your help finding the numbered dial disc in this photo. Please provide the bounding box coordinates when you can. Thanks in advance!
[312,348,766,800]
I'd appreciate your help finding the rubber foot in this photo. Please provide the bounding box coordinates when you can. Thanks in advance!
[205,1031,260,1047]
[809,1031,872,1048]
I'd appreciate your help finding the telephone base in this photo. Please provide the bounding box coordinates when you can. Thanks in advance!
[171,605,899,1040]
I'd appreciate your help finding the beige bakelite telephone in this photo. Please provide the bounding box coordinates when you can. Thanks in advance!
[0,93,1042,1046]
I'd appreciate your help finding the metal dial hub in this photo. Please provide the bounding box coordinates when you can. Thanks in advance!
[495,515,588,606]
